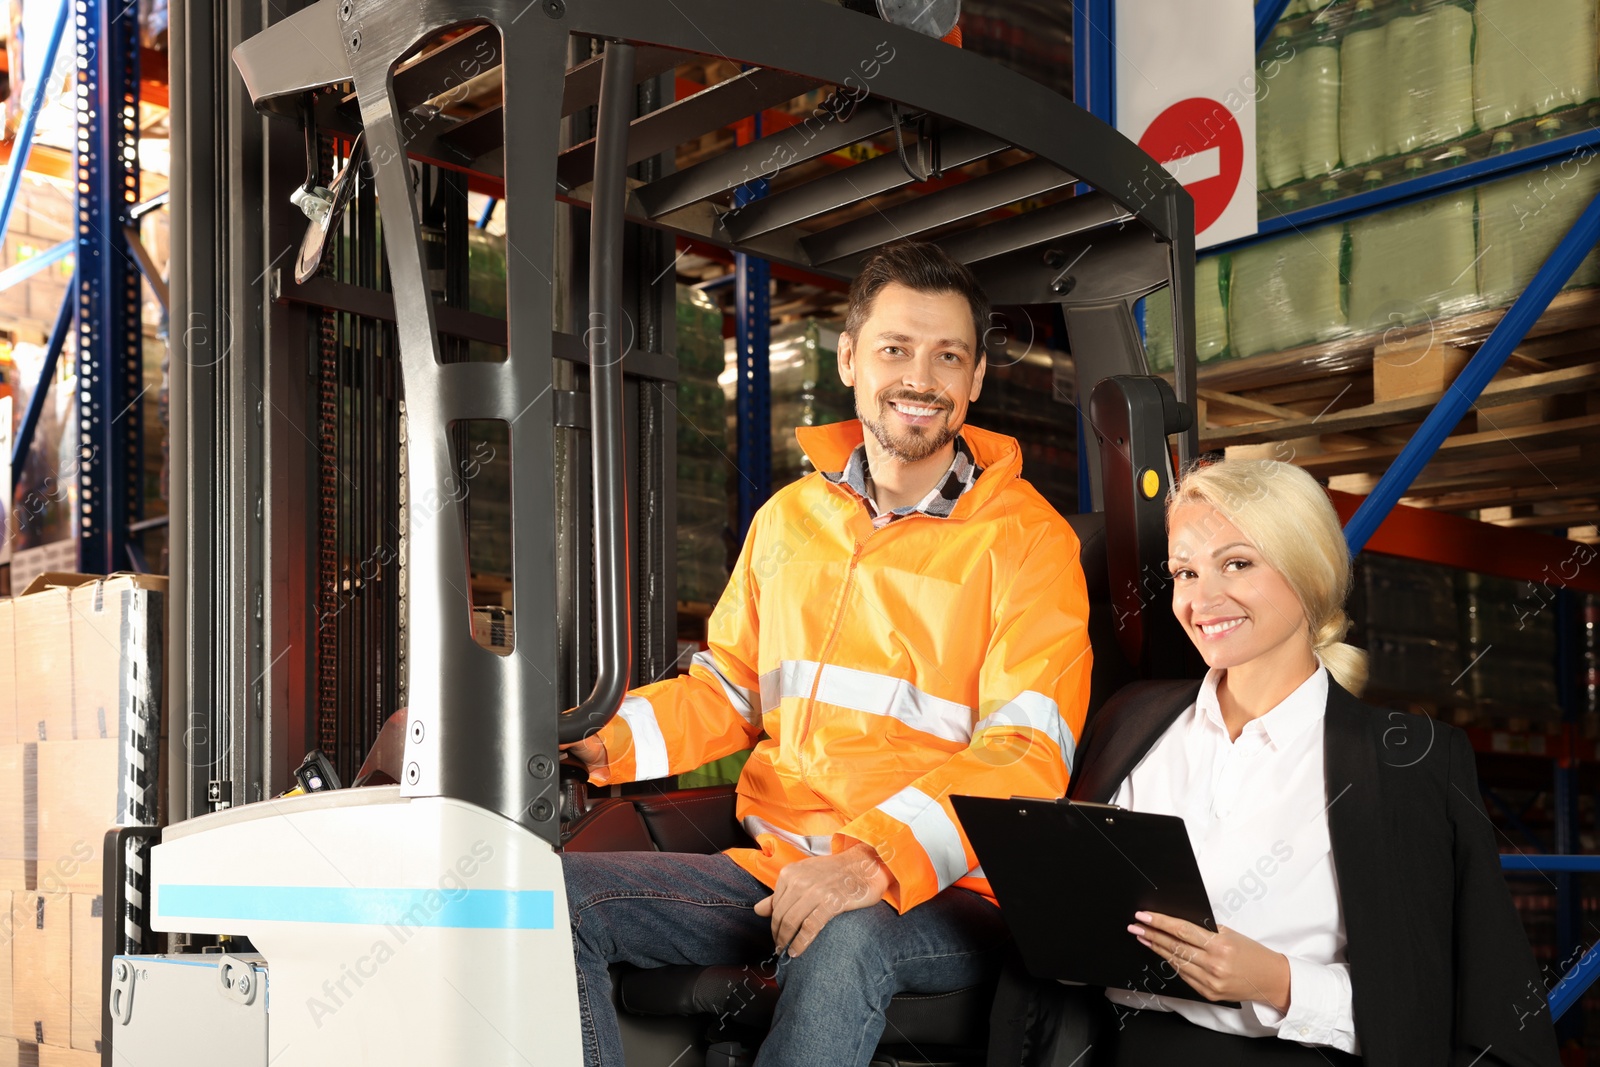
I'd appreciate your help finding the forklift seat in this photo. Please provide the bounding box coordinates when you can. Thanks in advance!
[620,962,996,1051]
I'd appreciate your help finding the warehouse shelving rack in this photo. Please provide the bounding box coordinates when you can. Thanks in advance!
[2,0,164,578]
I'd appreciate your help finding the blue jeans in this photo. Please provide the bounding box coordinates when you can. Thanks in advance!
[563,851,1006,1067]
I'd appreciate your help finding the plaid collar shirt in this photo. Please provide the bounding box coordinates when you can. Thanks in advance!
[821,433,983,529]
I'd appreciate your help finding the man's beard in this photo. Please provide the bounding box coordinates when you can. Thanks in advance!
[859,389,957,463]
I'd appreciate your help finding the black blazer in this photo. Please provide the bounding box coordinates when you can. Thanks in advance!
[990,674,1561,1067]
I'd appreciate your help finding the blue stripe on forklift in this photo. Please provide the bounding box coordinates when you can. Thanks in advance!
[157,885,556,929]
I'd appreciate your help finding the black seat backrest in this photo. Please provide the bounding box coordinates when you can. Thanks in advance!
[1076,376,1207,732]
[1066,511,1137,723]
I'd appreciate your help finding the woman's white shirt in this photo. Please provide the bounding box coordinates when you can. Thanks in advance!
[1104,664,1359,1054]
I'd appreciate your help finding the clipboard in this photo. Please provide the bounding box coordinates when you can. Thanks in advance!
[951,794,1239,1008]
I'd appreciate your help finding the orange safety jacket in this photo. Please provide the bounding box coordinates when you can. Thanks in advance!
[593,420,1092,912]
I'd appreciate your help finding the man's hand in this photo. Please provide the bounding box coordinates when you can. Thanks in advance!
[752,843,892,957]
[560,734,608,779]
[1130,910,1291,1012]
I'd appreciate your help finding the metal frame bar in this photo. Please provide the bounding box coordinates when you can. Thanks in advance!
[1553,588,1583,1043]
[1551,941,1600,1021]
[1212,125,1600,257]
[1327,490,1600,595]
[0,0,71,249]
[1253,0,1292,52]
[1344,188,1600,554]
[74,0,143,575]
[633,98,896,221]
[0,239,72,293]
[559,40,636,746]
[1481,787,1550,854]
[1073,0,1115,129]
[802,158,1078,267]
[11,277,75,475]
[1501,846,1600,1021]
[1501,855,1600,873]
[719,127,1010,243]
[556,67,815,189]
[1501,853,1600,1021]
[735,171,771,539]
[236,5,1190,245]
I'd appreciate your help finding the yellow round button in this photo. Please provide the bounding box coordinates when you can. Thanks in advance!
[1140,468,1161,499]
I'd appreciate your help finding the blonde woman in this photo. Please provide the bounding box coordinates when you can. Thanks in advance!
[990,459,1558,1067]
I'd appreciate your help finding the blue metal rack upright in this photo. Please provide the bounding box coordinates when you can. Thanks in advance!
[1073,0,1114,514]
[734,122,772,540]
[74,0,145,574]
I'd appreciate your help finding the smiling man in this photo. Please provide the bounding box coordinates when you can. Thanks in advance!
[560,240,1092,1067]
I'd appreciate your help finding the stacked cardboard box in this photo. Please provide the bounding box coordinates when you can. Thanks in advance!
[0,572,165,1063]
[38,1045,98,1067]
[0,599,14,742]
[11,891,70,1047]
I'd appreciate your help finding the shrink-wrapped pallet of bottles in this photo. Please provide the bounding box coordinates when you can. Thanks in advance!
[722,319,854,490]
[1254,0,1598,208]
[676,287,733,607]
[1149,156,1600,369]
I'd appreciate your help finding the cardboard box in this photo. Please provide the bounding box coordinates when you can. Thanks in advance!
[11,578,74,743]
[11,892,70,1047]
[0,747,35,891]
[470,606,514,653]
[0,1037,19,1067]
[37,1046,94,1067]
[0,600,15,745]
[68,897,99,1054]
[0,890,12,1038]
[35,744,119,897]
[10,543,78,603]
[68,575,165,748]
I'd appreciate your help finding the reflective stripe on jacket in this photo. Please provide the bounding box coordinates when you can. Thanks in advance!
[594,420,1093,912]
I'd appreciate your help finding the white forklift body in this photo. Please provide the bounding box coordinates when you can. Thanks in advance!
[127,788,581,1064]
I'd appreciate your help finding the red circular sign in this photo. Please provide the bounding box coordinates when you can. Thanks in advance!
[1136,98,1244,237]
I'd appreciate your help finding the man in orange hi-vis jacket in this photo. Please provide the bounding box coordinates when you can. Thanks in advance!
[561,240,1092,1067]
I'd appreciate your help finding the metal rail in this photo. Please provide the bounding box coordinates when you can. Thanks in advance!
[1253,0,1292,52]
[559,41,636,746]
[0,0,70,250]
[75,0,144,574]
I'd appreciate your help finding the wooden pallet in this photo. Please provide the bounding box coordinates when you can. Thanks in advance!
[1195,288,1600,534]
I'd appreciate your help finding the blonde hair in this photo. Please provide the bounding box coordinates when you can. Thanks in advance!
[1168,459,1368,696]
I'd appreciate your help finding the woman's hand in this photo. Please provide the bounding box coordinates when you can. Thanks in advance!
[1130,910,1291,1012]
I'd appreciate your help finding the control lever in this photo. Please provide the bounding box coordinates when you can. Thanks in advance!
[559,759,590,823]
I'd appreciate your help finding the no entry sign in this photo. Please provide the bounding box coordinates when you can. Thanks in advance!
[1115,0,1257,248]
[1137,97,1246,238]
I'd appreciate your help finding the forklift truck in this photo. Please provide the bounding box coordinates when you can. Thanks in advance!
[104,1,1202,1062]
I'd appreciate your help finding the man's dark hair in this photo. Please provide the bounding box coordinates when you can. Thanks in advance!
[843,241,990,360]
